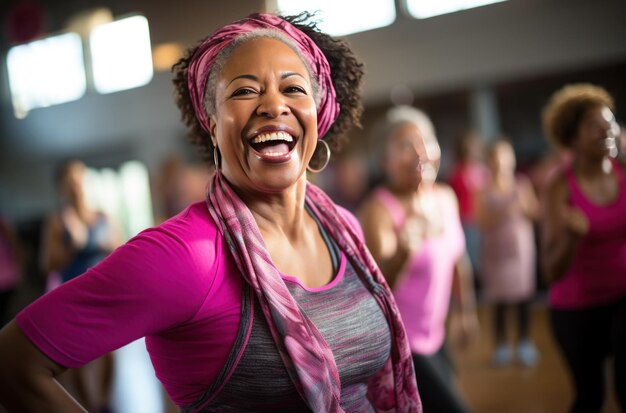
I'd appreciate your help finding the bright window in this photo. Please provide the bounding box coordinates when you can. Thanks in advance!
[274,0,396,36]
[6,33,86,118]
[84,161,154,240]
[90,15,153,94]
[405,0,508,19]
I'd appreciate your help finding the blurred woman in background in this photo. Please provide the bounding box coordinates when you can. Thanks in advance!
[476,139,539,367]
[41,160,120,285]
[39,159,120,413]
[541,83,626,413]
[360,105,478,413]
[448,130,488,277]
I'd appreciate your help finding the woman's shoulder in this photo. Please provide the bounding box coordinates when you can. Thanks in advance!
[543,168,569,201]
[433,182,459,207]
[357,187,394,226]
[145,201,218,240]
[124,201,223,274]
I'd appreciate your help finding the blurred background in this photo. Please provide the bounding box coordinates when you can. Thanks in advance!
[0,0,624,412]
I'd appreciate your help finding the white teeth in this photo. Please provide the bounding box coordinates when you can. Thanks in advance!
[251,131,294,144]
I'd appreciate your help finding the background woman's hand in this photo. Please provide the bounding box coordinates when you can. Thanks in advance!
[398,215,425,253]
[451,310,480,351]
[563,206,589,236]
[61,208,89,249]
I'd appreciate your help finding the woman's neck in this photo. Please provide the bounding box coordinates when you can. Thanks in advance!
[492,169,515,190]
[573,155,613,179]
[387,180,433,198]
[239,177,309,240]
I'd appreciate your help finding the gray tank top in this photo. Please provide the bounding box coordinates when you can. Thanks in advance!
[185,226,392,412]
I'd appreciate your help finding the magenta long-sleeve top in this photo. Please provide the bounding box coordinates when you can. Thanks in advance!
[18,202,245,406]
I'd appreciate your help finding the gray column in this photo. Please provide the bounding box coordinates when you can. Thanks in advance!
[470,85,500,142]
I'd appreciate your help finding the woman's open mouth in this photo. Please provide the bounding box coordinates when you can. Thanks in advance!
[249,131,297,163]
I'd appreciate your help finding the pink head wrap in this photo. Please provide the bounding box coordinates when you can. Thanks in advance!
[187,13,340,139]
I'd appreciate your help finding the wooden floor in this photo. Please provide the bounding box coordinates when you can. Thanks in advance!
[450,303,621,413]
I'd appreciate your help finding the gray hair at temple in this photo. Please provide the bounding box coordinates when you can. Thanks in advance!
[384,105,437,141]
[368,105,440,183]
[202,28,321,117]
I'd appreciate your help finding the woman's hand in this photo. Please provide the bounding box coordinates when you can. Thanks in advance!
[452,310,480,351]
[540,175,586,284]
[397,215,425,253]
[61,208,89,249]
[563,205,589,236]
[0,321,87,412]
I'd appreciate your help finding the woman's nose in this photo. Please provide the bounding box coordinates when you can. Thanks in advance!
[256,90,290,118]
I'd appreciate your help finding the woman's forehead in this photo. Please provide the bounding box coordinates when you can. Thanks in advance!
[220,37,310,79]
[390,122,435,144]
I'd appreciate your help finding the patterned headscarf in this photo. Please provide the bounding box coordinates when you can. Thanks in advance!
[187,13,339,139]
[206,170,422,412]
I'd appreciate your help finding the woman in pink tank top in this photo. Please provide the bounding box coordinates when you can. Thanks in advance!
[541,83,626,413]
[360,106,478,413]
[476,139,540,367]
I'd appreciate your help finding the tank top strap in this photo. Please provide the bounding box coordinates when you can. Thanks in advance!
[372,187,406,231]
[563,165,585,203]
[182,282,254,413]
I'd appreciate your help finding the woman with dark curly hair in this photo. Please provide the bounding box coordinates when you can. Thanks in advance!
[0,12,421,413]
[541,83,626,413]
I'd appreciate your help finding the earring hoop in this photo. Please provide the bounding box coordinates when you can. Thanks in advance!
[307,139,331,173]
[213,146,221,170]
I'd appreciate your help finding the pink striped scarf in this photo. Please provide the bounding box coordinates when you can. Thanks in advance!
[206,171,421,412]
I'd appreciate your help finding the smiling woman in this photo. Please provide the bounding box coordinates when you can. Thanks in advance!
[540,83,626,413]
[0,11,422,413]
[207,37,319,193]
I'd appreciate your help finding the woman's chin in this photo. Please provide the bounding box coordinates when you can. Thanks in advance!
[250,165,305,193]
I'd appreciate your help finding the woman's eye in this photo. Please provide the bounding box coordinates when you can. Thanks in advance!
[284,85,307,94]
[231,88,256,97]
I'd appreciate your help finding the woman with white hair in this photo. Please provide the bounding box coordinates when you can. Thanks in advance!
[360,105,478,413]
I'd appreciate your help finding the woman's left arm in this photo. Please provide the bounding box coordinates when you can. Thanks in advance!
[517,175,540,221]
[445,186,479,347]
[451,252,479,348]
[0,322,88,412]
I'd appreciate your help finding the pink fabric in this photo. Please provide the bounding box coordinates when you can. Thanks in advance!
[16,194,419,410]
[373,186,465,355]
[549,161,626,309]
[372,188,406,230]
[207,171,420,412]
[187,13,339,140]
[480,177,536,303]
[17,202,242,406]
[448,162,487,222]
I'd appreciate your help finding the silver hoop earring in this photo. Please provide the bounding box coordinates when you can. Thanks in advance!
[213,146,221,170]
[307,139,331,173]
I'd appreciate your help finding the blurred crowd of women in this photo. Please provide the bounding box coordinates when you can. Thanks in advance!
[1,81,624,413]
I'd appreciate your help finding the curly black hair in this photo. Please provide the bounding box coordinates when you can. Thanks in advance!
[171,12,365,166]
[542,83,615,149]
